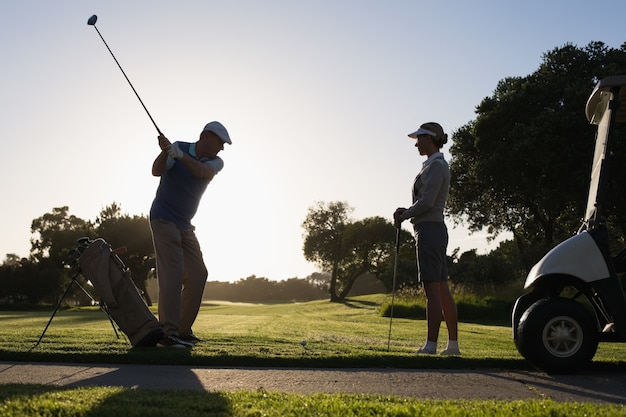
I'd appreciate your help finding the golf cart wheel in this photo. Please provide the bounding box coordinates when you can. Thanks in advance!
[512,292,544,349]
[516,298,598,374]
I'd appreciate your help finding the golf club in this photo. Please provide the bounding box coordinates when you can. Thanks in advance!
[87,15,163,136]
[387,225,401,351]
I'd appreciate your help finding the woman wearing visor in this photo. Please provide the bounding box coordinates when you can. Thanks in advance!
[394,122,460,356]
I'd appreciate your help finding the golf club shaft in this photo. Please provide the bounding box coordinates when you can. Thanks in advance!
[387,226,401,351]
[91,25,163,136]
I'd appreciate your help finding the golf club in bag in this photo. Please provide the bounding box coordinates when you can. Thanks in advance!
[387,226,401,351]
[87,14,163,136]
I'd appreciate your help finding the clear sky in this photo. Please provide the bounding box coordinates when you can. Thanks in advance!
[1,1,625,282]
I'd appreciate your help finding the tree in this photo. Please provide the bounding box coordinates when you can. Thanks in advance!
[339,216,414,299]
[448,240,525,292]
[305,272,331,293]
[29,206,95,303]
[30,206,95,266]
[302,201,416,301]
[448,41,626,270]
[279,277,327,300]
[302,201,352,302]
[232,275,277,302]
[0,255,22,304]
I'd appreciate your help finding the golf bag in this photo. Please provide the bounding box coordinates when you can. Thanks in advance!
[75,237,163,347]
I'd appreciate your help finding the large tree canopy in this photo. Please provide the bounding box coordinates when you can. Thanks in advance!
[448,41,626,269]
[30,206,94,267]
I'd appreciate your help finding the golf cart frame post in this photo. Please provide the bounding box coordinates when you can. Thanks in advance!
[512,75,626,373]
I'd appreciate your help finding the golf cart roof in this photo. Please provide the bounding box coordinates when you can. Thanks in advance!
[583,75,626,224]
[586,75,626,124]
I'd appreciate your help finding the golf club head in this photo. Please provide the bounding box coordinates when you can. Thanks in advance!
[87,15,97,26]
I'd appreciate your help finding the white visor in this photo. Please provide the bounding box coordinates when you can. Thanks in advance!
[408,128,437,138]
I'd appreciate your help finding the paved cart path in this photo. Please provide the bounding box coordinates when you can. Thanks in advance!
[1,361,625,404]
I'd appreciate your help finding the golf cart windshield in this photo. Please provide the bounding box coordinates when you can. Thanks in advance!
[583,75,626,225]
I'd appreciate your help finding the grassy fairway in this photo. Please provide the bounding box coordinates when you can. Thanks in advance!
[2,294,626,416]
[1,294,625,369]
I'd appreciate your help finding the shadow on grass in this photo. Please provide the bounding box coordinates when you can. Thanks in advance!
[340,298,380,309]
[0,384,233,417]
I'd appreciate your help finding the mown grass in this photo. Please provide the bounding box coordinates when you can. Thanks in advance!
[2,294,626,416]
[1,293,626,370]
[0,384,624,417]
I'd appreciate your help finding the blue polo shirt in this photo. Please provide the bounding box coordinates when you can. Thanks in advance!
[150,141,223,229]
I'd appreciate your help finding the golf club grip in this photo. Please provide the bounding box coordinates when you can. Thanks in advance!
[395,227,401,253]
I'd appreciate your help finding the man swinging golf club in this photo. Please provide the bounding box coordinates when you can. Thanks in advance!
[394,122,460,356]
[86,15,233,348]
[150,122,232,348]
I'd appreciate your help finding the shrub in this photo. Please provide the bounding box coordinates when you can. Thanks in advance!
[379,281,521,324]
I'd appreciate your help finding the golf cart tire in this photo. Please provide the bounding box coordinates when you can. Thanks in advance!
[512,291,545,349]
[516,297,598,374]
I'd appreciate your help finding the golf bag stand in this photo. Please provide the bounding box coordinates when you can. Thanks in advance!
[31,259,119,350]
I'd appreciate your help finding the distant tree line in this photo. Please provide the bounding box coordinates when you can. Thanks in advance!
[197,273,385,303]
[201,274,329,303]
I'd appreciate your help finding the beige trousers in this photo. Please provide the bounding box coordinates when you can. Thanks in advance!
[150,219,207,337]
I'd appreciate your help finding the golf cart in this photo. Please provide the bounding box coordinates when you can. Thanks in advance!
[512,75,626,374]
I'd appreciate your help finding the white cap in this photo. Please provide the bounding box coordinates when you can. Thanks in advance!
[408,127,437,138]
[203,121,232,144]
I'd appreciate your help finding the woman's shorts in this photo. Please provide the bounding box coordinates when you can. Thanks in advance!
[414,221,448,283]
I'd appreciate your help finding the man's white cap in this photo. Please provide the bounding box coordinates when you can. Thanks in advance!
[204,121,232,144]
[408,127,437,138]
